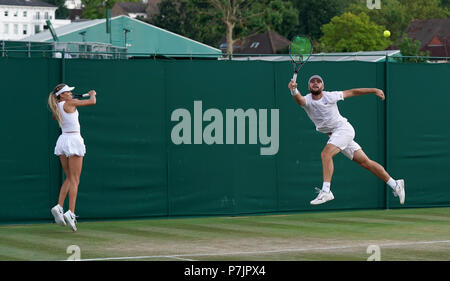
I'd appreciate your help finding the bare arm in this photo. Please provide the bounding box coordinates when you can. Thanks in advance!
[63,90,97,113]
[342,88,385,100]
[70,90,97,107]
[288,80,306,107]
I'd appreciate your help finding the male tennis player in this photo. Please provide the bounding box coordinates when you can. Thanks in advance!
[288,75,405,205]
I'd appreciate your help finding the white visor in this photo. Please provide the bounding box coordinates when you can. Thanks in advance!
[55,85,75,96]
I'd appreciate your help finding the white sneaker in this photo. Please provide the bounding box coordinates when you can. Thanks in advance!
[51,205,66,226]
[310,188,335,205]
[63,211,78,232]
[393,179,405,205]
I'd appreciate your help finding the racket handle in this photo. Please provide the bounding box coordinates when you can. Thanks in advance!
[74,93,90,98]
[290,72,298,95]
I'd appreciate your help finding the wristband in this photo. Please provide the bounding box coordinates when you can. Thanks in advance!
[291,88,299,96]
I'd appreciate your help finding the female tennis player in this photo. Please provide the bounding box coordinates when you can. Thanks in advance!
[48,83,96,231]
[288,75,405,205]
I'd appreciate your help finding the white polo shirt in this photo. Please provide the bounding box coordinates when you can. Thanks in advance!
[301,91,348,134]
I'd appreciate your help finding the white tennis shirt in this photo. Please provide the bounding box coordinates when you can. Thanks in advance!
[301,91,348,134]
[58,101,81,133]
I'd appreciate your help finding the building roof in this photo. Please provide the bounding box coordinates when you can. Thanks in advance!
[68,8,83,21]
[221,30,290,54]
[21,15,221,57]
[115,2,147,14]
[22,19,105,42]
[405,18,450,58]
[0,0,56,8]
[145,0,161,22]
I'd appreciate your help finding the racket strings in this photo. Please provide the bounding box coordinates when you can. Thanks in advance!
[289,36,313,63]
[289,35,313,80]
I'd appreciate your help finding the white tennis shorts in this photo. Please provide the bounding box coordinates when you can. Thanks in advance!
[54,132,86,157]
[327,122,361,160]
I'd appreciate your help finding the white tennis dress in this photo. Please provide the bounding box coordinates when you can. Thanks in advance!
[54,101,86,157]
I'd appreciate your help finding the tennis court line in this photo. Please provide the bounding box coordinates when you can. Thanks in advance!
[76,239,450,261]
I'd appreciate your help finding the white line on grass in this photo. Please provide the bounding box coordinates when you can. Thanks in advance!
[75,239,450,261]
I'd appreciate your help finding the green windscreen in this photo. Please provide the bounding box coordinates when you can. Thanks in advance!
[1,58,450,224]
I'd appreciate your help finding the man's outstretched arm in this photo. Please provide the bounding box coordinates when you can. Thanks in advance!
[343,88,385,100]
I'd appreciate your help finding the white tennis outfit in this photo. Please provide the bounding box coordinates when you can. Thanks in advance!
[54,101,86,157]
[301,91,361,160]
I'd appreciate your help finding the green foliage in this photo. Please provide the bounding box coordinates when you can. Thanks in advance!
[398,0,450,19]
[154,0,298,49]
[292,0,360,40]
[441,0,450,9]
[153,0,224,47]
[78,0,450,54]
[346,0,408,43]
[320,12,392,52]
[241,0,299,39]
[397,34,430,62]
[81,0,105,19]
[42,0,69,19]
[346,0,450,44]
[82,0,139,19]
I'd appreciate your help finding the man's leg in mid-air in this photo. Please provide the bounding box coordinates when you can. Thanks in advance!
[321,143,341,185]
[310,143,340,205]
[352,149,405,204]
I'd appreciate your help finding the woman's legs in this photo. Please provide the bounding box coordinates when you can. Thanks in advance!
[58,155,70,207]
[57,155,83,214]
[67,156,83,214]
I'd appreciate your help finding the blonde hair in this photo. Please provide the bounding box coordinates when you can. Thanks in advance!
[48,83,66,126]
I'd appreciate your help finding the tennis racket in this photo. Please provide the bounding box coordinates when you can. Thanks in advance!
[289,36,313,94]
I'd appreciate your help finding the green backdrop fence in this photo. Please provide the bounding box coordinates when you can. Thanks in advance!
[1,57,449,224]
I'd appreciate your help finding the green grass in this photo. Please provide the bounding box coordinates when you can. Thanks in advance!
[1,207,450,261]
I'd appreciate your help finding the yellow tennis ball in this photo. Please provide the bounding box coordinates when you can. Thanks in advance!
[383,30,391,38]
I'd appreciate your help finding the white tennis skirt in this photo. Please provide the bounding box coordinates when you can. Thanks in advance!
[54,133,86,157]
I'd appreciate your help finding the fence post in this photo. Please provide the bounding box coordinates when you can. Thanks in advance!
[59,49,66,197]
[384,54,390,210]
[61,49,65,82]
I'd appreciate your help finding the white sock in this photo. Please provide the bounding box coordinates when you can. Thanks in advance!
[322,182,331,193]
[386,178,397,189]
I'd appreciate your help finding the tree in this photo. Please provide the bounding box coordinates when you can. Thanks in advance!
[441,0,450,10]
[292,0,360,40]
[43,0,69,19]
[244,0,299,40]
[346,0,408,43]
[154,0,298,53]
[320,12,392,52]
[153,0,190,35]
[205,0,299,54]
[346,0,450,43]
[398,0,450,19]
[206,0,255,54]
[81,0,112,19]
[397,34,429,62]
[153,0,224,47]
[82,0,139,19]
